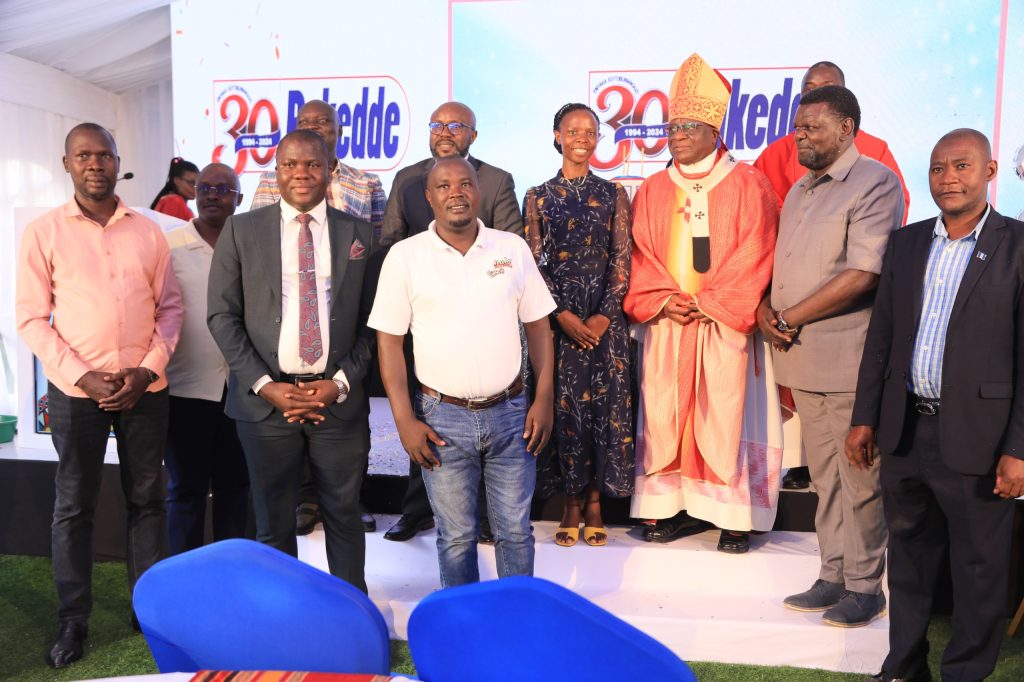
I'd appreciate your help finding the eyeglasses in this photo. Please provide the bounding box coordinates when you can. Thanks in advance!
[665,122,707,137]
[428,121,474,135]
[196,183,239,197]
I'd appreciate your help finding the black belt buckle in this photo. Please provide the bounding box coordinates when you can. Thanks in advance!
[914,398,939,416]
[286,373,322,385]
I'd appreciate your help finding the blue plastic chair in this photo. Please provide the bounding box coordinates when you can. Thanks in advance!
[133,539,390,674]
[407,576,696,682]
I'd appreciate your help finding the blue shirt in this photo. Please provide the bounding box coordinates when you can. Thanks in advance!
[910,206,990,398]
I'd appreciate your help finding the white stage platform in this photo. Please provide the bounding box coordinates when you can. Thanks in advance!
[297,514,888,674]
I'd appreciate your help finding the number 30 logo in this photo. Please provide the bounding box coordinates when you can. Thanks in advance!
[591,85,668,172]
[212,93,281,174]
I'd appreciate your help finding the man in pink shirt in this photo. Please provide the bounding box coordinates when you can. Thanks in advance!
[16,123,183,670]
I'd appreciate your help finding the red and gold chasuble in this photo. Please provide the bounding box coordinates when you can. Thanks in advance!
[624,152,785,531]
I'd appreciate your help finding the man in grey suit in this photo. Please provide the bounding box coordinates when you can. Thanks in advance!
[208,129,376,591]
[379,101,524,541]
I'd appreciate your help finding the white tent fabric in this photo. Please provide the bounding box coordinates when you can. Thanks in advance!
[0,0,172,93]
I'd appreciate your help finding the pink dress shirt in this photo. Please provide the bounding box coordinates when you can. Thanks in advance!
[16,197,183,398]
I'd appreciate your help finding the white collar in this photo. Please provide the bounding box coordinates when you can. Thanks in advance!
[934,204,990,241]
[280,197,328,227]
[427,218,488,252]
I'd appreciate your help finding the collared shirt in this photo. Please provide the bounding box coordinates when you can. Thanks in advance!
[251,199,348,397]
[910,206,991,399]
[164,221,229,401]
[368,220,556,399]
[16,197,183,397]
[771,143,905,392]
[250,160,386,228]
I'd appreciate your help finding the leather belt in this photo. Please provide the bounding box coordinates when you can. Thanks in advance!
[279,373,325,385]
[910,394,940,416]
[420,376,524,411]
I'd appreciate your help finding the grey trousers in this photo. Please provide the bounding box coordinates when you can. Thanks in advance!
[791,389,887,594]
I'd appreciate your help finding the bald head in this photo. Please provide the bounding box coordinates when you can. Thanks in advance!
[934,128,992,161]
[801,62,845,96]
[427,155,478,186]
[297,99,341,161]
[199,162,240,190]
[65,123,116,155]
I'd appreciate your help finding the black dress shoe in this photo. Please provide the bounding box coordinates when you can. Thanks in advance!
[782,466,811,490]
[384,514,435,541]
[863,671,932,682]
[642,512,712,543]
[478,516,495,544]
[296,503,321,536]
[717,530,750,554]
[360,505,377,533]
[47,620,87,669]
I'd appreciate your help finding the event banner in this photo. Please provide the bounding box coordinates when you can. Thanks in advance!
[170,1,447,201]
[171,0,1016,223]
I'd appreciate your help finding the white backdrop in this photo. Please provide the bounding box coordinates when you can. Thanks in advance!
[6,0,1023,458]
[170,0,1022,224]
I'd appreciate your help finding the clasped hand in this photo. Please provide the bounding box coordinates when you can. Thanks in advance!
[755,300,796,351]
[664,294,711,326]
[77,368,151,411]
[259,380,339,424]
[556,311,610,350]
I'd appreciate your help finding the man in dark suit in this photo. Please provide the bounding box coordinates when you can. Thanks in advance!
[378,101,524,541]
[847,128,1024,682]
[208,129,376,591]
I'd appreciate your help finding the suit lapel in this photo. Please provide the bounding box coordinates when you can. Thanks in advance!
[948,211,1005,325]
[328,208,354,310]
[254,205,283,305]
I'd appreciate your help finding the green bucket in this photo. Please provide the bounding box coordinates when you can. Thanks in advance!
[0,415,16,443]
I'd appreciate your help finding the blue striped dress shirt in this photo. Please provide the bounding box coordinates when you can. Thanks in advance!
[910,206,990,399]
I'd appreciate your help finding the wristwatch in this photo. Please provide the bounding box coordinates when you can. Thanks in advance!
[333,378,349,403]
[776,310,799,334]
[144,368,159,384]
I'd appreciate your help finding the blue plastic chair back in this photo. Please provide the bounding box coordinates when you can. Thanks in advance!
[407,576,696,682]
[133,539,390,674]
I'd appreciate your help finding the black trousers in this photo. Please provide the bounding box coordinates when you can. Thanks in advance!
[236,412,369,592]
[881,406,1015,681]
[164,394,250,554]
[47,383,169,623]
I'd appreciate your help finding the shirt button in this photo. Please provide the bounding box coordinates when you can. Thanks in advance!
[275,316,281,323]
[785,251,791,257]
[778,283,784,289]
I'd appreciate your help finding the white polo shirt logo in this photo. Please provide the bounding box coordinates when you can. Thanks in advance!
[489,256,513,278]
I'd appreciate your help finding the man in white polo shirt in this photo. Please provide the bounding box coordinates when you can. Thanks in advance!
[369,155,555,587]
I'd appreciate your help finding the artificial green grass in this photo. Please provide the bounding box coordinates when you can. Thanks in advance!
[2,554,1023,680]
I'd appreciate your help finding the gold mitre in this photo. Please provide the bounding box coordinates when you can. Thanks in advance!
[668,53,731,129]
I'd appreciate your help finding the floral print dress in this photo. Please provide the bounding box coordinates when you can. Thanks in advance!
[524,171,635,497]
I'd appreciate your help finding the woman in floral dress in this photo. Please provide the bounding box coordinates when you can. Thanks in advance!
[523,103,634,547]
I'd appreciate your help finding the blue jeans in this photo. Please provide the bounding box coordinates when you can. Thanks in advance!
[417,391,536,587]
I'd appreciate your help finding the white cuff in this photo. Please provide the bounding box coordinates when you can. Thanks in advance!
[253,374,273,395]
